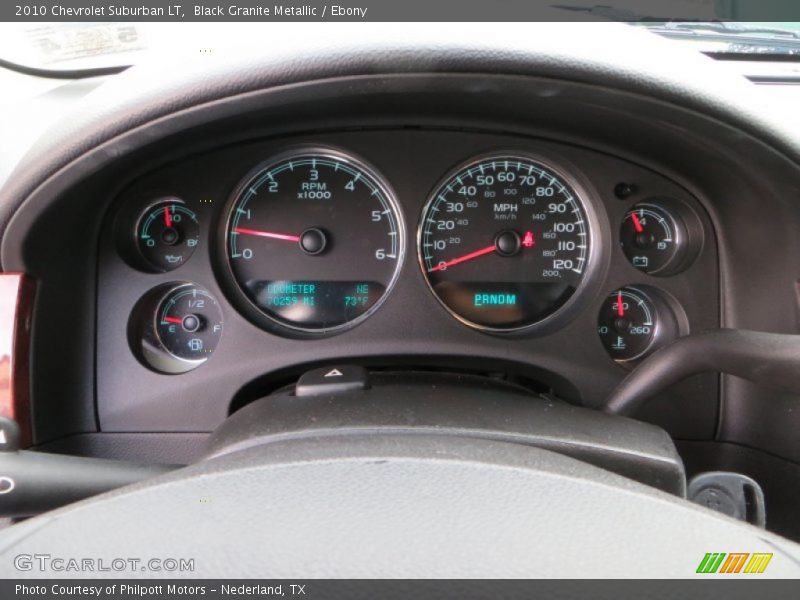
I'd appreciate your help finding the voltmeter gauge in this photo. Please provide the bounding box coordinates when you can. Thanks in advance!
[620,200,701,277]
[597,286,686,364]
[134,283,223,374]
[136,199,200,272]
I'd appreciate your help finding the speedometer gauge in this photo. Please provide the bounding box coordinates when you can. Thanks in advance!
[419,154,593,331]
[223,149,404,333]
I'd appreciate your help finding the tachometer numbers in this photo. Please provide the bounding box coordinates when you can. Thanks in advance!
[224,149,404,333]
[419,154,592,331]
[136,199,200,272]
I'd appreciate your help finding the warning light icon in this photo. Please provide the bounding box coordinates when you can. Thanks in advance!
[522,231,535,248]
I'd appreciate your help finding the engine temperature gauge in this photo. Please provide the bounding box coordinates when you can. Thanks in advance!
[597,287,657,362]
[135,283,223,374]
[597,286,686,364]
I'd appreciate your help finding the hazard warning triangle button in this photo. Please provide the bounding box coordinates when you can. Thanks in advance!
[295,365,369,397]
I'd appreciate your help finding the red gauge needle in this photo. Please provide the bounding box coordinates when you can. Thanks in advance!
[617,291,625,317]
[428,245,497,273]
[163,316,183,325]
[164,207,173,228]
[233,227,301,243]
[630,211,644,233]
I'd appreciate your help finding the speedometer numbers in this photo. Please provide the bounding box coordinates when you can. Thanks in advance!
[419,155,593,331]
[224,149,404,333]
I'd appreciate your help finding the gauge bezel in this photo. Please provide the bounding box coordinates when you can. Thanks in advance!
[153,283,222,365]
[416,150,607,335]
[217,145,406,336]
[599,286,661,364]
[129,282,223,375]
[621,203,682,276]
[620,198,703,277]
[598,284,689,366]
[134,197,199,272]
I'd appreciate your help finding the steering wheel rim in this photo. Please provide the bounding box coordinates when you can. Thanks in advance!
[1,433,799,578]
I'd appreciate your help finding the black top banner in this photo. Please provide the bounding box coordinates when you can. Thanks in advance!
[3,0,800,22]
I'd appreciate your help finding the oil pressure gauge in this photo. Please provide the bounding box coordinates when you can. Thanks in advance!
[136,199,200,272]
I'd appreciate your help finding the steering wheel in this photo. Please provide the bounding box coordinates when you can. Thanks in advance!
[1,428,799,578]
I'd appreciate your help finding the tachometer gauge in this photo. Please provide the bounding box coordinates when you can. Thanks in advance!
[419,154,593,331]
[223,149,404,333]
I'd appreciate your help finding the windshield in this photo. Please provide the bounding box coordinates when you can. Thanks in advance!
[1,20,800,74]
[0,23,262,72]
[637,21,800,56]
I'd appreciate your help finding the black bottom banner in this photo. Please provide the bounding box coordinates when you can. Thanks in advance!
[2,579,800,600]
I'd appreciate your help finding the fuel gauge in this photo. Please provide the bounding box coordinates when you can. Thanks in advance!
[134,283,223,374]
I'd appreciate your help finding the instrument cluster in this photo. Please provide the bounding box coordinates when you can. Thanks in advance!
[105,134,710,378]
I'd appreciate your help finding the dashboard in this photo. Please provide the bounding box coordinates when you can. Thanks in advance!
[5,21,800,552]
[96,129,719,435]
[3,25,800,546]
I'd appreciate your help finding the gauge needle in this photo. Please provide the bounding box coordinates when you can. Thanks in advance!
[164,207,173,228]
[428,245,497,273]
[617,291,625,317]
[630,212,644,233]
[163,316,183,325]
[232,227,301,242]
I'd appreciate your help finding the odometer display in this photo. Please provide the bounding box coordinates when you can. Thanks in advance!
[419,154,591,330]
[225,149,403,332]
